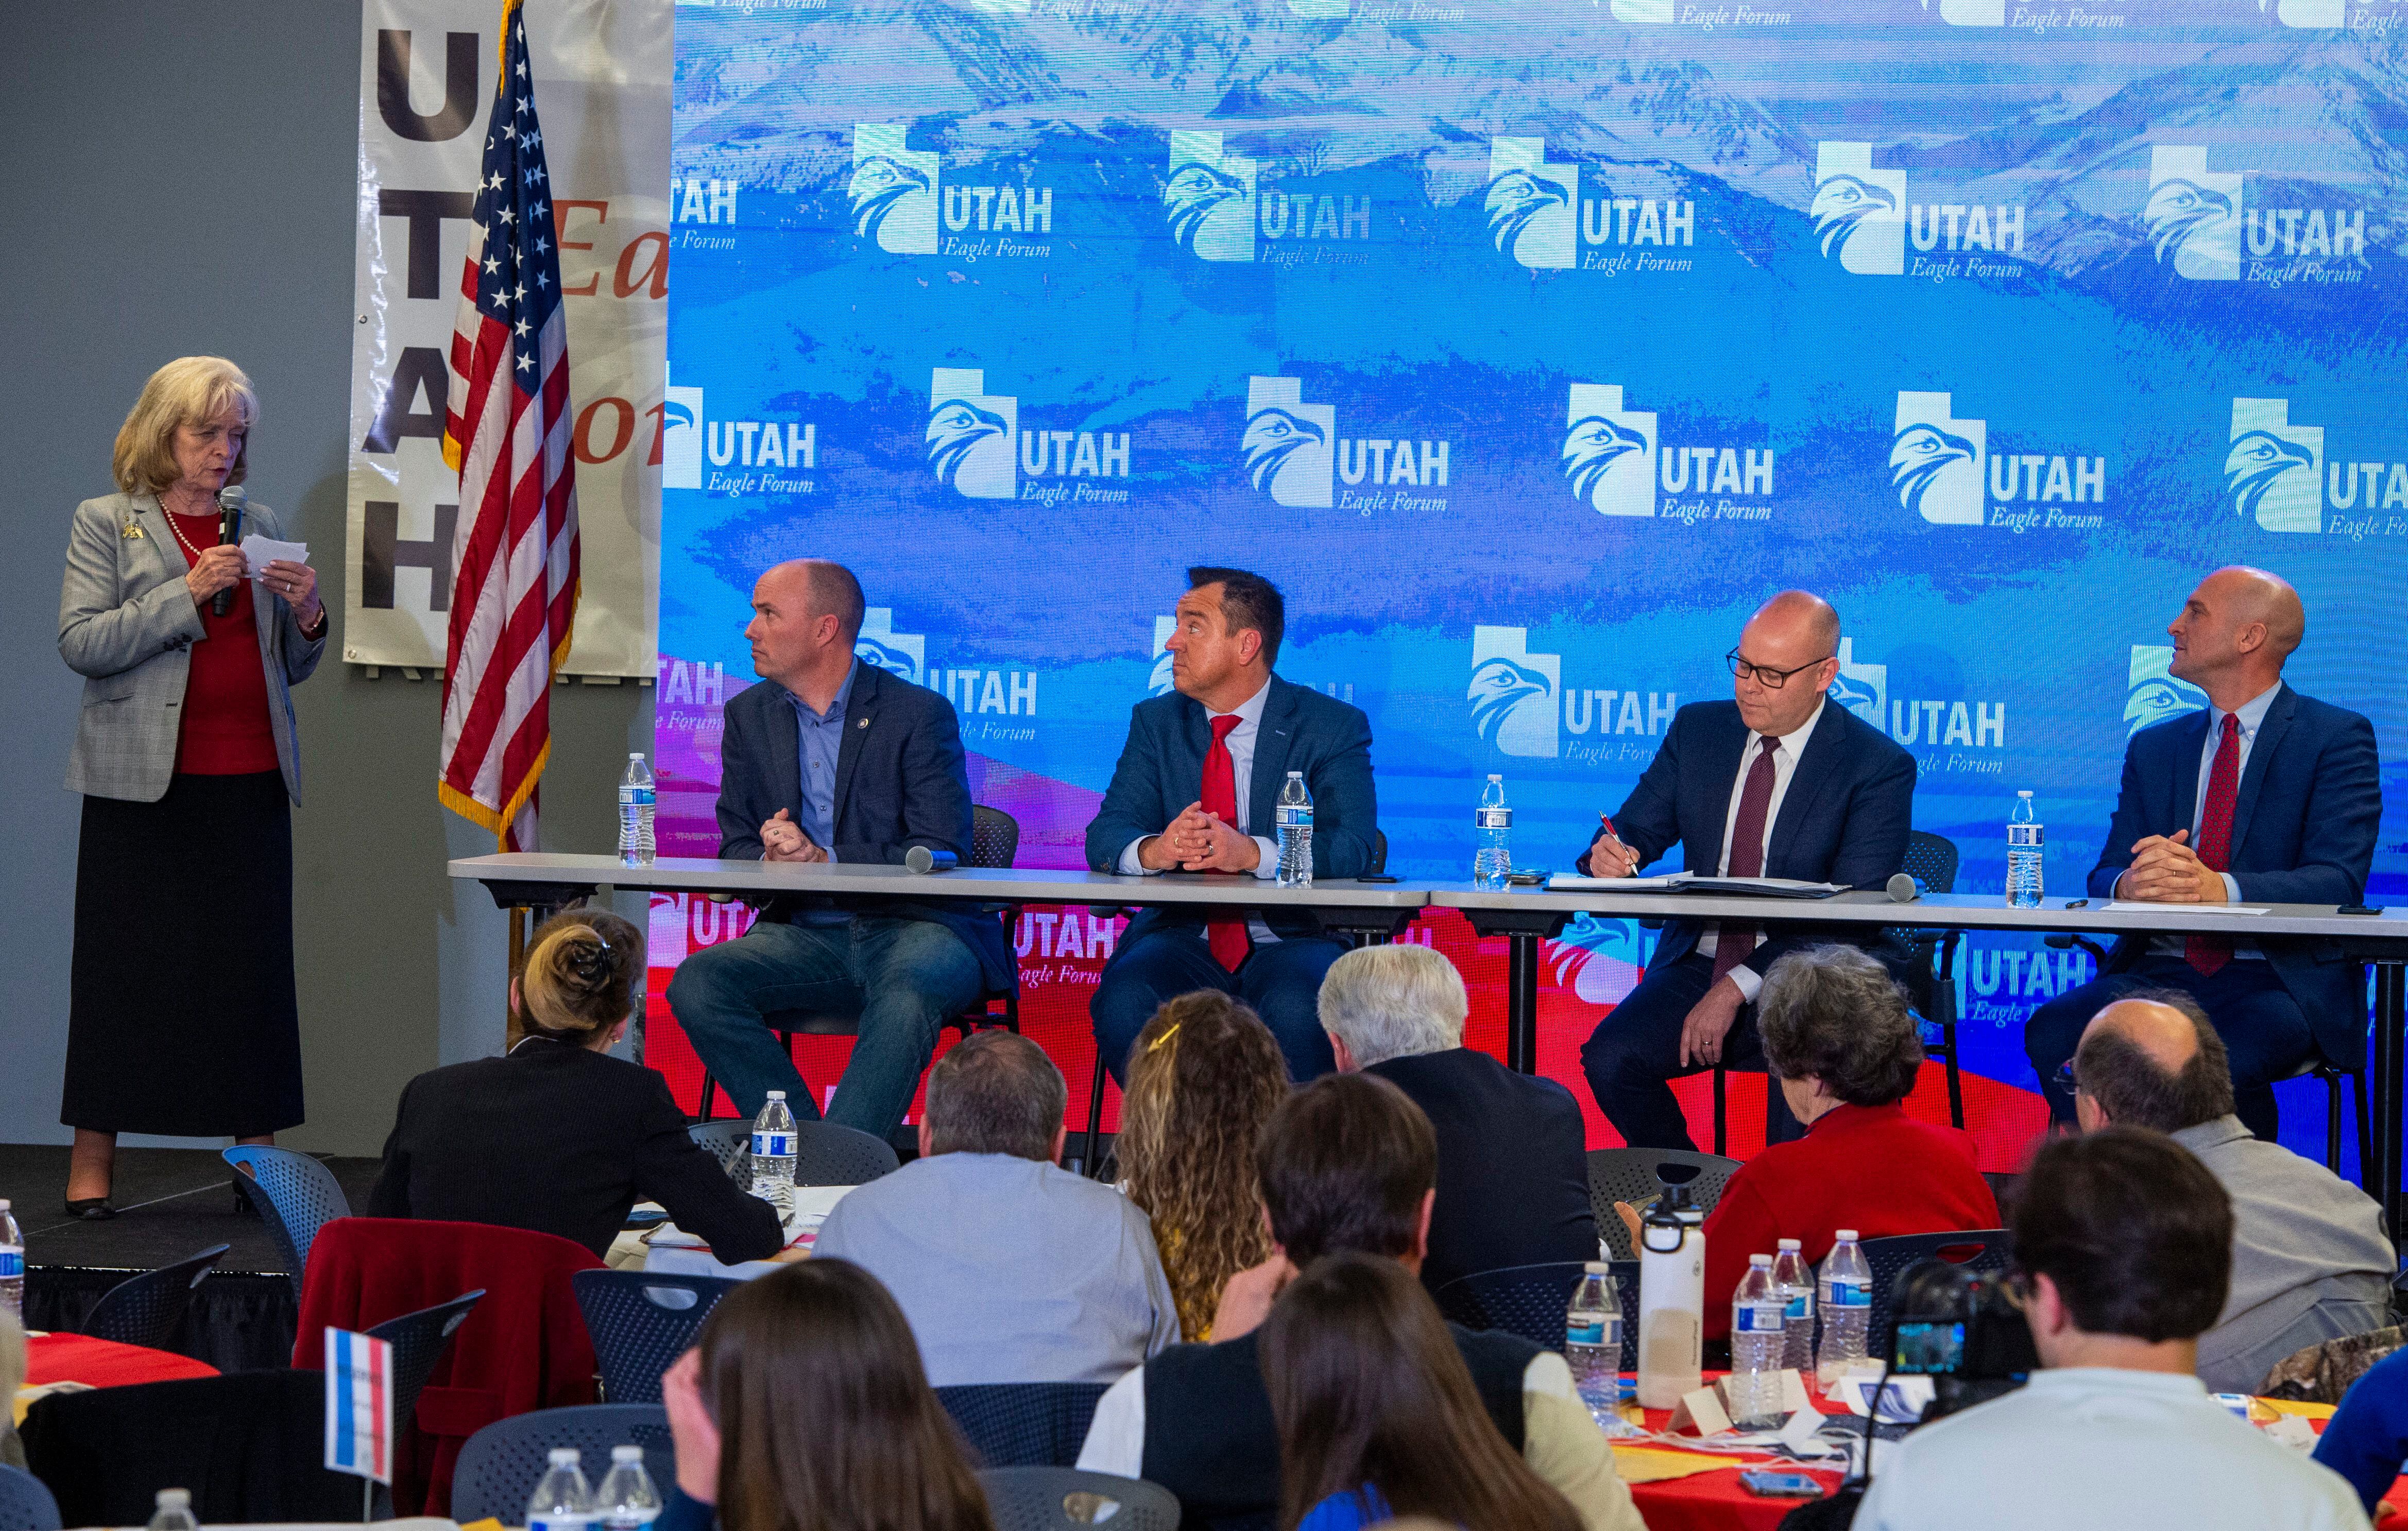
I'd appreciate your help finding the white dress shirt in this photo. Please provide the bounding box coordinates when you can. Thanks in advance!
[2140,681,2280,958]
[1116,679,1283,943]
[1699,697,1825,1001]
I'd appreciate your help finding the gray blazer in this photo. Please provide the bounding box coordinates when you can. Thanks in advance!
[59,491,325,803]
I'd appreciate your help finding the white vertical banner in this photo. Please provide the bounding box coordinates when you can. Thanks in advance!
[345,0,668,676]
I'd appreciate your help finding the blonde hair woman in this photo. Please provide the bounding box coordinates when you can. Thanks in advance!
[1118,991,1291,1339]
[367,911,785,1261]
[59,357,327,1219]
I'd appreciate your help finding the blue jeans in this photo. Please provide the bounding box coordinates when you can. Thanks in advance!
[2024,956,2313,1140]
[665,915,984,1137]
[1091,927,1343,1085]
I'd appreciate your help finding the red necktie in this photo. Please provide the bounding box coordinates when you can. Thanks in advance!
[2187,713,2241,977]
[1710,737,1781,989]
[1200,713,1251,972]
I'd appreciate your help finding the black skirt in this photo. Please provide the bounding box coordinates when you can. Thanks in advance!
[63,771,304,1136]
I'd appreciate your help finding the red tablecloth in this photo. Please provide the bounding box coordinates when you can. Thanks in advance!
[23,1333,219,1391]
[1621,1401,1843,1531]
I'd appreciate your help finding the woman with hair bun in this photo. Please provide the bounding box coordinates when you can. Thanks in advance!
[367,910,783,1261]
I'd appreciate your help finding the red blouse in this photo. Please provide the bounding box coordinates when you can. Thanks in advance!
[166,510,279,776]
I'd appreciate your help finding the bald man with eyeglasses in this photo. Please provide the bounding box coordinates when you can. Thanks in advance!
[1574,591,1917,1150]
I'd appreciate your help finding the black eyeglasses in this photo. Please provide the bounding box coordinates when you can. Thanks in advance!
[1724,649,1835,689]
[2053,1060,2080,1096]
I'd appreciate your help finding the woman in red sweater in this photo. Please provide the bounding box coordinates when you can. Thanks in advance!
[1698,944,1999,1340]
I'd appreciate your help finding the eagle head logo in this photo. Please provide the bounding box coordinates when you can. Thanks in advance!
[1163,162,1248,249]
[1811,174,1897,259]
[2141,178,2235,265]
[1484,168,1568,257]
[926,398,1010,487]
[1828,672,1882,725]
[854,637,919,682]
[2223,429,2316,521]
[660,401,695,433]
[1889,423,1977,518]
[1242,407,1326,492]
[849,155,932,240]
[1466,657,1552,745]
[1562,415,1649,508]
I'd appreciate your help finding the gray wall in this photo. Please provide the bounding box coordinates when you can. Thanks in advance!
[0,2,652,1155]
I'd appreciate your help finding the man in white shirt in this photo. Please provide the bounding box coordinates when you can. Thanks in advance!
[1083,566,1379,1086]
[1575,590,1917,1148]
[1855,1125,2370,1531]
[1074,1073,1643,1531]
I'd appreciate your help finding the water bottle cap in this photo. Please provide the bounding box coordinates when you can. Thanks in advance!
[550,1448,583,1466]
[1584,1261,1611,1274]
[1835,1229,1858,1241]
[1487,772,1502,781]
[2018,789,2033,797]
[630,751,644,760]
[612,1444,643,1461]
[0,1199,10,1211]
[1749,1253,1774,1265]
[1778,1238,1801,1249]
[1287,769,1302,778]
[157,1491,191,1507]
[765,1090,785,1100]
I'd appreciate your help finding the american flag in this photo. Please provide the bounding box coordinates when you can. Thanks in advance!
[439,0,578,852]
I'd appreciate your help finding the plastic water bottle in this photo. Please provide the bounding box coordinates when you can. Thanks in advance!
[1772,1238,1815,1375]
[2006,790,2043,908]
[595,1444,663,1531]
[146,1489,199,1531]
[1473,775,1512,887]
[0,1199,22,1321]
[618,753,656,867]
[1636,1177,1705,1409]
[1564,1260,1624,1421]
[750,1090,797,1217]
[1729,1254,1788,1429]
[1276,771,1313,888]
[1817,1230,1874,1386]
[527,1447,595,1531]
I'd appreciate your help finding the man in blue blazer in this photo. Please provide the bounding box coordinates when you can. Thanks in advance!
[2026,568,2381,1141]
[1576,591,1917,1149]
[1085,567,1377,1082]
[666,560,1013,1138]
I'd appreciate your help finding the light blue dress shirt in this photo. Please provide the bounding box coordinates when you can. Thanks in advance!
[782,657,858,858]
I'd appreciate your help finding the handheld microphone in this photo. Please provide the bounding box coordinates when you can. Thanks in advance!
[1886,872,1920,903]
[214,486,247,617]
[905,846,959,874]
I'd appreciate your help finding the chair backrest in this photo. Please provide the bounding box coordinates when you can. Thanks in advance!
[939,1382,1111,1469]
[81,1243,229,1349]
[223,1145,351,1302]
[450,1404,674,1523]
[688,1119,749,1175]
[686,1117,899,1188]
[1585,1149,1742,1260]
[1861,1230,2014,1360]
[574,1269,743,1405]
[972,804,1021,869]
[1430,1260,1640,1371]
[0,1466,61,1531]
[1901,831,1960,896]
[979,1466,1183,1531]
[365,1290,485,1434]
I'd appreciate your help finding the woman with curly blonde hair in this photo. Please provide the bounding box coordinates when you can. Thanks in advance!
[1118,991,1292,1340]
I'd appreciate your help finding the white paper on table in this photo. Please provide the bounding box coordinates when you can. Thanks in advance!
[2100,901,2272,915]
[238,533,308,576]
[644,1182,853,1251]
[1549,873,1692,891]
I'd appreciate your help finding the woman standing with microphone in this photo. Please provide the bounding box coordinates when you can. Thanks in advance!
[56,357,327,1218]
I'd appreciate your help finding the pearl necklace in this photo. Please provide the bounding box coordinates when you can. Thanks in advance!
[161,494,215,563]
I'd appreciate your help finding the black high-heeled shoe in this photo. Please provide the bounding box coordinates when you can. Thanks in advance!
[63,1196,116,1220]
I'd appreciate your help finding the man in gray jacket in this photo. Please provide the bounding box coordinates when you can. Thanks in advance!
[2072,993,2393,1393]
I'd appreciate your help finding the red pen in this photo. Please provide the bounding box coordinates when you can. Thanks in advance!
[1596,813,1632,874]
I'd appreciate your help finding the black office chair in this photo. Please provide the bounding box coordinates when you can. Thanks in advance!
[695,804,1023,1120]
[573,1270,741,1405]
[1860,1230,2013,1363]
[1077,830,1390,1180]
[938,1382,1112,1468]
[2042,930,2371,1181]
[365,1291,484,1448]
[978,1467,1181,1531]
[1585,1149,1741,1260]
[1431,1260,1641,1370]
[79,1244,229,1350]
[686,1117,899,1185]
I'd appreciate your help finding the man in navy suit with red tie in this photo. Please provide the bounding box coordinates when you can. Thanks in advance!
[1085,567,1378,1084]
[2026,567,2382,1141]
[1576,591,1917,1150]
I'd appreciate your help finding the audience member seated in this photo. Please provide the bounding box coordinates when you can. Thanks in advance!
[1318,944,1597,1291]
[1854,1127,2370,1531]
[1263,1251,1582,1531]
[1077,1073,1643,1531]
[657,1259,994,1531]
[813,1030,1180,1384]
[2073,992,2394,1395]
[2313,1346,2408,1519]
[1689,944,1995,1340]
[1118,991,1293,1341]
[366,912,782,1263]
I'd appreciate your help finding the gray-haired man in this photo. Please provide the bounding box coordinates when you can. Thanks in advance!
[1319,944,1598,1289]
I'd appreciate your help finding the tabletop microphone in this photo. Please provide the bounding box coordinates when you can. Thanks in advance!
[906,846,958,874]
[1886,872,1920,903]
[214,486,247,616]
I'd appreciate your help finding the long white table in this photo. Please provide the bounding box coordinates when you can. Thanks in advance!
[449,854,2408,1245]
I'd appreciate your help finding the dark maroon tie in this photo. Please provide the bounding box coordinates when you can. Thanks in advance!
[1711,737,1781,989]
[2187,714,2241,977]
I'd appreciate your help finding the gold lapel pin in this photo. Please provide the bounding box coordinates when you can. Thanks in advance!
[121,515,146,541]
[857,717,870,729]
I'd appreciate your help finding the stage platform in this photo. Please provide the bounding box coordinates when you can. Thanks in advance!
[4,1144,382,1374]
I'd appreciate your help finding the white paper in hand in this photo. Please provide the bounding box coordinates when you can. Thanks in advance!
[238,533,308,578]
